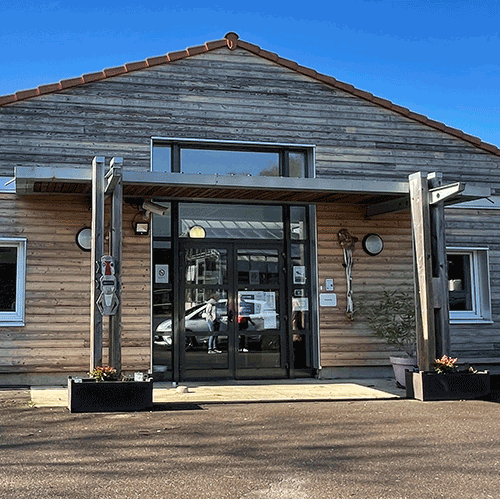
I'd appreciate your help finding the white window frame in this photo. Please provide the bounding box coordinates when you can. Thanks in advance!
[0,238,27,326]
[447,247,492,324]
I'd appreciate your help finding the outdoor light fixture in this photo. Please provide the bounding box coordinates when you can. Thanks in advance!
[189,225,206,238]
[76,227,92,252]
[362,233,384,256]
[134,222,150,235]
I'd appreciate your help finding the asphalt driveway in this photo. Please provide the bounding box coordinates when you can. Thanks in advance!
[1,391,499,498]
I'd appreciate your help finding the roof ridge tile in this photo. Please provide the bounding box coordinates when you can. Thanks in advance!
[146,54,169,67]
[124,61,148,72]
[15,88,39,100]
[59,76,84,89]
[167,49,188,62]
[205,39,226,50]
[102,66,126,78]
[186,44,207,56]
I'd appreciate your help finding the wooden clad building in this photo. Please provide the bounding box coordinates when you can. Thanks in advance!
[0,32,499,385]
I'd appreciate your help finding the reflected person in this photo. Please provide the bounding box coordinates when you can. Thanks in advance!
[206,294,221,354]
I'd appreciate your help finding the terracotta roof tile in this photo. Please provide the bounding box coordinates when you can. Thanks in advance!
[102,66,126,78]
[59,76,84,89]
[186,44,207,56]
[166,49,187,62]
[257,48,279,62]
[204,39,226,50]
[15,88,39,100]
[1,32,499,157]
[298,66,318,79]
[124,61,148,72]
[38,82,61,94]
[82,72,105,84]
[145,54,169,67]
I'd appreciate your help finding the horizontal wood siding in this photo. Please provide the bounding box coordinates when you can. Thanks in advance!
[445,207,500,359]
[316,204,413,367]
[1,50,499,193]
[0,194,150,374]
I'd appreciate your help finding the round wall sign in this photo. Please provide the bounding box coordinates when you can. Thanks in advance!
[76,227,92,252]
[362,233,383,256]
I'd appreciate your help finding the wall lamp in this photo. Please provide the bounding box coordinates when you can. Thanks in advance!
[134,222,150,235]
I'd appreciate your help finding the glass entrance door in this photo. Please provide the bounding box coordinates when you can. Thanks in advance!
[180,242,287,380]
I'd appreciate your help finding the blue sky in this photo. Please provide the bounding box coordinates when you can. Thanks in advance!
[1,0,499,147]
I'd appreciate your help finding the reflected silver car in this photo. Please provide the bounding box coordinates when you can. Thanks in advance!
[154,298,270,349]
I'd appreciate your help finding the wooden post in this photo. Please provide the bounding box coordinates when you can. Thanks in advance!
[90,157,105,371]
[428,172,450,357]
[409,172,436,371]
[109,157,123,373]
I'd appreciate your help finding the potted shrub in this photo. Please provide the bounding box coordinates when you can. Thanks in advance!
[361,290,417,387]
[406,355,491,401]
[68,366,154,413]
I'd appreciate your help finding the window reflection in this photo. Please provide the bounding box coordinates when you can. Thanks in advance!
[237,334,281,368]
[291,207,307,240]
[179,203,283,239]
[185,248,228,286]
[0,247,17,311]
[237,250,279,285]
[152,145,171,172]
[448,254,472,311]
[289,152,306,178]
[181,149,279,177]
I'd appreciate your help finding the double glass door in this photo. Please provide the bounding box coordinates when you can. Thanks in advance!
[180,241,287,380]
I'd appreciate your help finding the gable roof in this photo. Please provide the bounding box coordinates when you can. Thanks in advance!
[1,31,499,157]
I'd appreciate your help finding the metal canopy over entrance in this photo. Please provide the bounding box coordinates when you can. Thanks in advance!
[14,166,410,205]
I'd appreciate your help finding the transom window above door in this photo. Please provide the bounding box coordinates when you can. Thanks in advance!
[151,139,313,178]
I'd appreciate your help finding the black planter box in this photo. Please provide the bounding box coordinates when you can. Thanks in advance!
[405,370,491,401]
[68,377,154,413]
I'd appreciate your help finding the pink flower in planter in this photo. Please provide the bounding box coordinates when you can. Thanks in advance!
[434,355,459,374]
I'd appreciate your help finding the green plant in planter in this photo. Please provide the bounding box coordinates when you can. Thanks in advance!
[361,290,416,357]
[88,365,120,382]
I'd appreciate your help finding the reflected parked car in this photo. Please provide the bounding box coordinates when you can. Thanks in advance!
[154,298,272,350]
[154,301,228,350]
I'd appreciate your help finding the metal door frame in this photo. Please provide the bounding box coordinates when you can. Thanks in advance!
[177,239,288,381]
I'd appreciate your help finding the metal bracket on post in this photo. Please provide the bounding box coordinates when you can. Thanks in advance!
[429,181,464,205]
[105,157,123,195]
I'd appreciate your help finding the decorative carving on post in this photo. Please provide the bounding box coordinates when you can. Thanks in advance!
[338,229,358,321]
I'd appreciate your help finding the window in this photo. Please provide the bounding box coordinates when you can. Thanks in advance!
[0,238,27,326]
[447,248,491,323]
[0,177,15,193]
[179,203,283,240]
[151,139,312,178]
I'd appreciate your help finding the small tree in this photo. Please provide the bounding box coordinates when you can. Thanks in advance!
[362,290,416,357]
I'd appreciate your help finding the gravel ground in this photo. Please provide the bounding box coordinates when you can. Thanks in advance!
[1,390,499,499]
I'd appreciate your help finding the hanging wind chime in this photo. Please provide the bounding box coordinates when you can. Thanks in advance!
[337,229,358,321]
